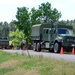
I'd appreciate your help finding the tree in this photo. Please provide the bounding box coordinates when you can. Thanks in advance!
[0,21,9,37]
[9,29,26,48]
[30,2,61,24]
[30,7,42,25]
[15,7,31,43]
[57,20,67,25]
[0,22,3,37]
[9,20,16,31]
[3,21,9,37]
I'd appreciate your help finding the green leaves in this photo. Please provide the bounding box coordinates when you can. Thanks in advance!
[31,2,61,24]
[9,29,26,48]
[15,7,31,44]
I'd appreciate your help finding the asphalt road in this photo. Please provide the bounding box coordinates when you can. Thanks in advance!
[2,49,75,62]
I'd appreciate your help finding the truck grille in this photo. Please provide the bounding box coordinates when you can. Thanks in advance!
[65,36,75,44]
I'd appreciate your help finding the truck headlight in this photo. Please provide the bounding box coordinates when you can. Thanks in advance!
[58,37,63,42]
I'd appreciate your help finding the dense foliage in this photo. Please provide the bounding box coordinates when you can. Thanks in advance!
[0,22,9,38]
[9,29,26,48]
[30,2,61,25]
[15,7,31,43]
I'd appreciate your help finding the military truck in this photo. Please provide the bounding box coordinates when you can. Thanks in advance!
[0,37,9,49]
[31,24,75,53]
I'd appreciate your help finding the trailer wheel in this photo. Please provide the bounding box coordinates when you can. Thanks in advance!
[33,43,37,51]
[37,43,41,52]
[54,42,61,53]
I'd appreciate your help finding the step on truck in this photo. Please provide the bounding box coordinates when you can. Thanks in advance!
[31,23,75,53]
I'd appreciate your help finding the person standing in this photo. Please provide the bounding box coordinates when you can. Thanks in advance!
[21,40,26,50]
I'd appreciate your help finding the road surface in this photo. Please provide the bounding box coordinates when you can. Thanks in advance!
[2,49,75,62]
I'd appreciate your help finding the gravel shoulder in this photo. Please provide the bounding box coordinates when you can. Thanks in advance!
[2,49,75,62]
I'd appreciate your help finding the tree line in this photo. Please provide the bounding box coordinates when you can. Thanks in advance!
[0,21,16,38]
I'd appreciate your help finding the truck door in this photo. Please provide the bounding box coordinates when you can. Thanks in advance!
[42,29,50,41]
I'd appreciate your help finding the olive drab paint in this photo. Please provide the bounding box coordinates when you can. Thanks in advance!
[31,23,75,53]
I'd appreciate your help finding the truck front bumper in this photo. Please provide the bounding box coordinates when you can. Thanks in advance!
[62,42,75,48]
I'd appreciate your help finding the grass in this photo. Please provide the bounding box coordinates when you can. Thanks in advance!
[0,50,75,75]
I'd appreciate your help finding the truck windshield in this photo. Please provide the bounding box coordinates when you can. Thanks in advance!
[57,28,73,35]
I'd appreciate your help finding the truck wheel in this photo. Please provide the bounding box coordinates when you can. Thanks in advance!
[33,43,37,51]
[37,43,41,52]
[54,42,61,53]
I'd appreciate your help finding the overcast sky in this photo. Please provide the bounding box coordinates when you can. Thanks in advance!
[0,0,75,23]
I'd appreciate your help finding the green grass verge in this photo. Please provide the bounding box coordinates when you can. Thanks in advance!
[0,50,75,75]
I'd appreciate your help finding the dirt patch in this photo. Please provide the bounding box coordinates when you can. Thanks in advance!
[5,68,39,75]
[25,69,39,75]
[0,60,18,68]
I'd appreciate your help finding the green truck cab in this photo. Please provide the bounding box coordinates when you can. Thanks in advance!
[31,24,75,53]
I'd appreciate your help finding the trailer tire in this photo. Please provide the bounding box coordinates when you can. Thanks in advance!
[37,43,41,52]
[54,42,61,53]
[33,43,37,51]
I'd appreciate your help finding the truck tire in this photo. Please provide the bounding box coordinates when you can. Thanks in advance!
[33,43,37,51]
[54,42,61,53]
[36,43,41,52]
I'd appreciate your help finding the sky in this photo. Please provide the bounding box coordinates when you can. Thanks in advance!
[0,0,75,23]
